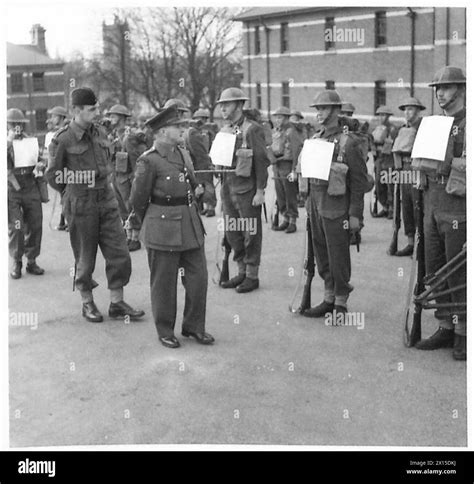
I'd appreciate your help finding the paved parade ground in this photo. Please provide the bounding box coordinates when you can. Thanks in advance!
[9,181,466,448]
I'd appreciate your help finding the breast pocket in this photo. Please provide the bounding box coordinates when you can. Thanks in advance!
[66,144,89,171]
[145,206,183,247]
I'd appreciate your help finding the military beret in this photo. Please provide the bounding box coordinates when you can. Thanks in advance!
[145,106,188,131]
[71,87,97,106]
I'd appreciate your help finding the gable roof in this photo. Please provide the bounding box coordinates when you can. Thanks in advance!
[7,42,63,68]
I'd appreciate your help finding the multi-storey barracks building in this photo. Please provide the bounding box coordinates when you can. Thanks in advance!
[234,7,466,122]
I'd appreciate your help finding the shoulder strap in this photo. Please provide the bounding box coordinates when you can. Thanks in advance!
[241,118,253,149]
[51,125,69,143]
[337,132,351,163]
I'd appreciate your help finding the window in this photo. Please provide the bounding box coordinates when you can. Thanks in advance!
[32,72,45,92]
[375,11,387,47]
[374,81,386,112]
[325,17,335,50]
[35,108,48,131]
[255,25,261,55]
[280,22,289,53]
[325,80,335,90]
[282,81,290,108]
[11,72,24,93]
[256,82,262,110]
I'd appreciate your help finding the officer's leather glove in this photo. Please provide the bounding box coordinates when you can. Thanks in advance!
[252,188,265,206]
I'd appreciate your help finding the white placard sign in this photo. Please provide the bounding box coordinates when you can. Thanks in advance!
[300,138,335,180]
[209,132,237,167]
[12,138,39,168]
[411,115,454,161]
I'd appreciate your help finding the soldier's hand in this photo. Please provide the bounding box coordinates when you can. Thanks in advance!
[349,216,360,231]
[252,189,265,206]
[287,171,297,182]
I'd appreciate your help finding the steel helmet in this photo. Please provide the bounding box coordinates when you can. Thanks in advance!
[193,108,210,119]
[290,110,304,119]
[398,97,426,111]
[340,102,355,114]
[163,98,189,112]
[428,66,466,87]
[48,106,68,117]
[310,90,343,108]
[216,87,249,104]
[106,104,132,117]
[272,106,292,116]
[7,108,29,123]
[375,105,393,115]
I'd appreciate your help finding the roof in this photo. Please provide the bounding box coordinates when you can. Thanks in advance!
[233,7,327,21]
[7,42,63,68]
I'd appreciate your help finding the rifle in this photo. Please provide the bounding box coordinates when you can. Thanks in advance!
[387,178,401,255]
[289,214,315,314]
[403,188,424,347]
[218,234,232,285]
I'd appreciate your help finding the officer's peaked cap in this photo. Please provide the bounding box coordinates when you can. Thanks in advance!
[71,87,98,106]
[163,98,189,112]
[145,106,188,131]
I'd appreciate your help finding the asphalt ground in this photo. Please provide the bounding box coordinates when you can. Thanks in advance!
[9,174,466,447]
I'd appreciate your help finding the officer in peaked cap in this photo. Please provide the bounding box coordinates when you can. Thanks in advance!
[46,87,144,324]
[302,90,368,320]
[414,66,467,360]
[7,108,46,279]
[130,106,214,349]
[270,106,303,233]
[215,87,270,293]
[390,96,425,257]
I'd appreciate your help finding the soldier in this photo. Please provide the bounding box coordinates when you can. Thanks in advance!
[340,102,355,117]
[130,106,214,349]
[46,87,144,323]
[271,106,303,233]
[46,106,69,231]
[414,66,466,360]
[390,97,425,257]
[107,104,148,251]
[372,106,398,219]
[301,90,368,319]
[187,108,217,217]
[216,87,270,293]
[7,108,45,279]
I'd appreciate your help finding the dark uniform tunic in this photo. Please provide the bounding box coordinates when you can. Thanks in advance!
[46,120,131,292]
[130,141,207,338]
[220,115,270,270]
[308,124,368,306]
[420,107,466,332]
[8,133,43,263]
[271,122,303,221]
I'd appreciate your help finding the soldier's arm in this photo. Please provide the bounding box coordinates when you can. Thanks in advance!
[345,138,368,220]
[130,156,155,222]
[46,136,67,193]
[288,127,303,172]
[188,129,212,170]
[125,133,148,172]
[248,124,270,190]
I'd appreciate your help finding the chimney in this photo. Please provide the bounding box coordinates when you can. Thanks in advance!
[30,24,47,54]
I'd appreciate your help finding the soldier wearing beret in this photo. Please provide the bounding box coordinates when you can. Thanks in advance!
[414,67,467,360]
[46,87,144,323]
[130,105,214,349]
[7,108,45,279]
[302,90,368,319]
[271,106,303,233]
[216,87,271,293]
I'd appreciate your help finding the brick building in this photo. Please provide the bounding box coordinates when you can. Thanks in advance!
[7,24,66,135]
[234,7,466,122]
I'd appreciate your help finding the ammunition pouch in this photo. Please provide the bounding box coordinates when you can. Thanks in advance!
[235,148,253,178]
[115,151,129,174]
[381,137,394,155]
[445,157,466,197]
[327,162,348,196]
[392,127,417,155]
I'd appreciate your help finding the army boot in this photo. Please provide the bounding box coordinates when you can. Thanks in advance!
[10,260,22,280]
[26,261,45,275]
[303,301,335,318]
[236,277,259,293]
[453,334,466,361]
[395,245,414,257]
[415,327,454,350]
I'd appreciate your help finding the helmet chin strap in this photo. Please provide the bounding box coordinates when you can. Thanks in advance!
[438,85,461,111]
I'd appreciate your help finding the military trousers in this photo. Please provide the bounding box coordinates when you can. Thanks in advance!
[8,176,43,262]
[147,246,207,338]
[401,181,419,237]
[308,195,352,307]
[274,160,299,221]
[63,184,131,293]
[221,182,263,268]
[423,181,466,334]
